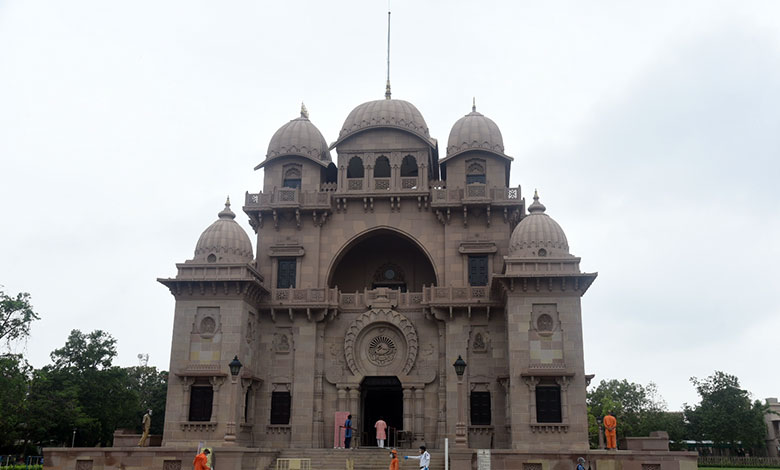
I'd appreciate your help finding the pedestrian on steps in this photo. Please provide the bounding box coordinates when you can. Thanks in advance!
[389,449,399,470]
[404,445,430,470]
[375,416,388,448]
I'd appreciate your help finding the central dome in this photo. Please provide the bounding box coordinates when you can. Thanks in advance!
[333,99,433,148]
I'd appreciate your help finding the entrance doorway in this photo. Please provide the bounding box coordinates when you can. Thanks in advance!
[361,376,403,447]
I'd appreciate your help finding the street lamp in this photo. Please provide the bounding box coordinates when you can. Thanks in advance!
[229,355,243,377]
[224,355,243,444]
[453,355,467,448]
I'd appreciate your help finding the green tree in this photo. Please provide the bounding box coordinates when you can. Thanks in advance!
[50,329,117,372]
[126,365,169,435]
[684,371,767,451]
[0,288,40,349]
[587,379,671,448]
[0,354,32,451]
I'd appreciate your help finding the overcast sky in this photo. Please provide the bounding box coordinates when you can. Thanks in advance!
[1,1,778,411]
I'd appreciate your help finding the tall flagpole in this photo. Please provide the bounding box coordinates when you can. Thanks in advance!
[385,7,392,99]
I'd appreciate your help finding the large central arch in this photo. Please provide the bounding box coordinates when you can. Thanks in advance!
[326,226,439,291]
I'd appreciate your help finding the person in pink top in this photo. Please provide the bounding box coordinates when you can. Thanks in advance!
[375,416,388,448]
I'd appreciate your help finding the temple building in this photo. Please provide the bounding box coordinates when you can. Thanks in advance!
[158,93,598,452]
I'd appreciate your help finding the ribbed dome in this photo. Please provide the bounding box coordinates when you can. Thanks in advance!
[509,192,571,258]
[446,103,506,159]
[192,198,254,264]
[334,98,433,147]
[258,105,331,168]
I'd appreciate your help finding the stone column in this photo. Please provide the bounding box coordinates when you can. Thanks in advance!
[414,388,425,442]
[312,323,325,447]
[403,387,413,435]
[349,388,360,444]
[556,377,570,424]
[290,322,316,447]
[337,386,348,411]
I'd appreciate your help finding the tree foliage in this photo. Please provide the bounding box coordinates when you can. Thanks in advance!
[587,379,688,448]
[0,288,40,350]
[684,371,767,450]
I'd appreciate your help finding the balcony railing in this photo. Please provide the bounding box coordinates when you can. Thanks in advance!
[430,185,522,206]
[264,286,496,309]
[245,189,331,210]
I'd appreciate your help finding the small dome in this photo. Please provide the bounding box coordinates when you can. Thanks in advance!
[333,98,433,147]
[446,101,506,159]
[258,104,331,169]
[192,198,254,264]
[509,192,571,258]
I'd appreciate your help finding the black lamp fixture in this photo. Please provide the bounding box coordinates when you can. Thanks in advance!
[228,355,243,377]
[453,355,467,377]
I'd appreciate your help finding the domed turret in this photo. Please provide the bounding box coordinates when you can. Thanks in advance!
[446,101,507,160]
[255,104,331,169]
[192,198,254,264]
[509,191,571,258]
[331,98,435,148]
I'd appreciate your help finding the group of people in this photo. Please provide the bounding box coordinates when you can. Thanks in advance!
[343,414,431,470]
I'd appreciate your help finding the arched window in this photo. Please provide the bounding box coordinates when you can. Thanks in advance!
[324,163,338,184]
[374,156,391,178]
[347,157,364,178]
[282,166,302,189]
[466,159,486,185]
[400,155,418,177]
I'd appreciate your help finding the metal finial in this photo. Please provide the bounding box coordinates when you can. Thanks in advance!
[300,102,309,119]
[472,97,476,112]
[534,189,539,200]
[225,196,231,208]
[385,9,392,100]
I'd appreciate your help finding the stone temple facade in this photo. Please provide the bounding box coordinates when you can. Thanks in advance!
[158,94,598,452]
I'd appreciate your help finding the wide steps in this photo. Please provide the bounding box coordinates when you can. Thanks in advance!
[269,448,446,470]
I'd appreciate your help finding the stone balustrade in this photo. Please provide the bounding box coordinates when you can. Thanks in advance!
[430,185,522,206]
[244,188,331,210]
[263,286,497,310]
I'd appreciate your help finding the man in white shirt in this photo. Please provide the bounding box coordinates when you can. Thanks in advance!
[404,446,430,470]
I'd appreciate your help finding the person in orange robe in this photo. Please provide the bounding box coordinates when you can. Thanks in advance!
[389,449,399,470]
[193,449,211,470]
[603,412,617,450]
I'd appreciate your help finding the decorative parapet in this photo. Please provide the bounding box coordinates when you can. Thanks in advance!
[179,422,218,432]
[422,286,498,306]
[244,189,331,210]
[430,185,522,207]
[262,288,423,311]
[530,424,569,433]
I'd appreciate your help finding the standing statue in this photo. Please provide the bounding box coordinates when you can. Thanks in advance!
[603,411,617,450]
[137,409,152,447]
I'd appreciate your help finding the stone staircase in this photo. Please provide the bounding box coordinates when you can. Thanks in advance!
[267,448,446,470]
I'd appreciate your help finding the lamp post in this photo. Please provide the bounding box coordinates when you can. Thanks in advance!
[224,355,242,444]
[453,355,467,448]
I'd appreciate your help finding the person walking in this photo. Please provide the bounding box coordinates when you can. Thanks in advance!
[344,414,353,449]
[604,411,618,450]
[137,409,152,447]
[375,416,388,448]
[389,449,399,470]
[193,449,210,470]
[404,446,430,470]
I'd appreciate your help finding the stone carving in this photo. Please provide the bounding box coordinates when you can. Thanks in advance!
[245,318,256,345]
[537,314,553,332]
[200,317,216,334]
[344,308,418,376]
[474,333,486,351]
[367,335,397,366]
[163,462,182,470]
[76,461,93,470]
[523,464,542,470]
[273,329,292,354]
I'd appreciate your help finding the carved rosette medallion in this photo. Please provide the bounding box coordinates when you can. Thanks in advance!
[367,335,397,366]
[344,308,418,376]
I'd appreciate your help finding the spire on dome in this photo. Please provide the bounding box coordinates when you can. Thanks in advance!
[300,102,309,119]
[385,80,392,100]
[472,97,476,113]
[218,196,236,220]
[528,189,546,214]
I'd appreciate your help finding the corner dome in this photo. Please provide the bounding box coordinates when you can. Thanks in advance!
[256,105,331,169]
[192,198,254,264]
[444,102,509,161]
[332,98,434,148]
[509,192,571,258]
